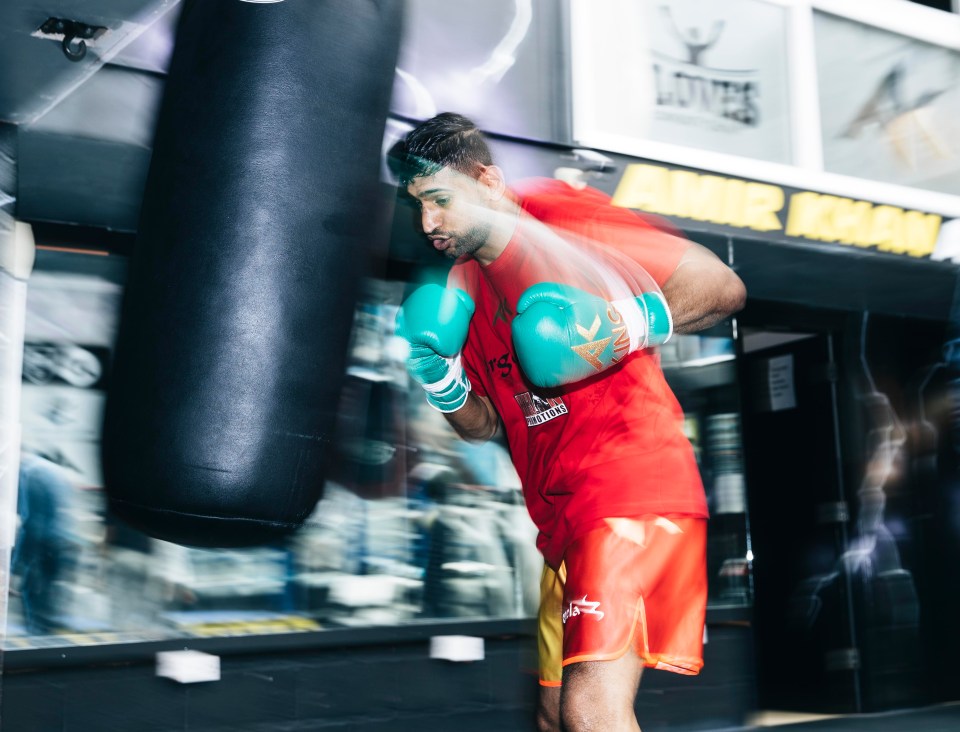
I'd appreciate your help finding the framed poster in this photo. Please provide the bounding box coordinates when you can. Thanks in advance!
[815,10,960,195]
[571,0,793,164]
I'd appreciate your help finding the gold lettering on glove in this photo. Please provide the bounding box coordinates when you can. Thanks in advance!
[575,315,601,342]
[608,305,629,363]
[570,305,631,371]
[572,315,608,371]
[571,339,611,371]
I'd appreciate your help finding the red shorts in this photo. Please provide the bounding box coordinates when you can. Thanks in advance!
[538,516,707,687]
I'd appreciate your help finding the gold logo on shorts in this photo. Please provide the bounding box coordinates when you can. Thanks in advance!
[562,595,604,624]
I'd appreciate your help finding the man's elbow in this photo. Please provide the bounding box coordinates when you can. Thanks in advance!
[725,272,747,316]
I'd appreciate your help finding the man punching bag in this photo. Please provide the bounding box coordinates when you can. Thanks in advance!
[102,0,402,547]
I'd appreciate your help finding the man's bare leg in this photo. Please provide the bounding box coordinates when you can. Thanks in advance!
[560,654,645,731]
[537,685,562,732]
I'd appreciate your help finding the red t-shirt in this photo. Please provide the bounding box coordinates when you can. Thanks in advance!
[448,179,707,569]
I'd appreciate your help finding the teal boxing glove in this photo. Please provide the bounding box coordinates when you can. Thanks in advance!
[395,284,475,413]
[512,282,672,388]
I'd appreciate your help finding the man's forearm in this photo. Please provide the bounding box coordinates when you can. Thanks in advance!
[444,392,499,443]
[673,305,736,334]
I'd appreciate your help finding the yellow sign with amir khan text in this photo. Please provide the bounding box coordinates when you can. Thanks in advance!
[611,163,942,259]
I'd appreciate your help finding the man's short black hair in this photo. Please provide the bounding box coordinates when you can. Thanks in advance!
[388,112,494,187]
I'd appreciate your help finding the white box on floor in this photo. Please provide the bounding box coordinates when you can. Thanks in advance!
[156,650,220,683]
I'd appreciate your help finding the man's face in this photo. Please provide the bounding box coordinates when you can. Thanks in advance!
[406,166,494,260]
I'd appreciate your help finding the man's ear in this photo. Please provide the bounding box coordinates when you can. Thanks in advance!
[478,165,507,201]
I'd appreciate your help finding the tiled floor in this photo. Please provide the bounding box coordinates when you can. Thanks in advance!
[743,703,960,732]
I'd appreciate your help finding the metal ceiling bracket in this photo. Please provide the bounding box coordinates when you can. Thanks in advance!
[38,18,107,63]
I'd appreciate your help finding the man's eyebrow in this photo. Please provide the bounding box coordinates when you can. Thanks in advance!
[418,187,453,197]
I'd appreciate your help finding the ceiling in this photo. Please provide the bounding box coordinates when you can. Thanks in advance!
[4,0,566,234]
[3,0,179,231]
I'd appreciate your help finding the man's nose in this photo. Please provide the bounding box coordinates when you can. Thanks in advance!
[421,207,440,234]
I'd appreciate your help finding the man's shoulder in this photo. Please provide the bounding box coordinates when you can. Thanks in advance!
[512,177,682,239]
[511,178,611,221]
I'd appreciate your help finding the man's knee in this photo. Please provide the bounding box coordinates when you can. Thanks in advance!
[560,683,613,731]
[560,658,643,731]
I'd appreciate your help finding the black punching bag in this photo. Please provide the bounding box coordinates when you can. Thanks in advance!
[102,0,403,547]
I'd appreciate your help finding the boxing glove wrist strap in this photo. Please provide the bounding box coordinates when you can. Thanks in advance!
[610,292,674,351]
[611,297,648,351]
[420,354,471,413]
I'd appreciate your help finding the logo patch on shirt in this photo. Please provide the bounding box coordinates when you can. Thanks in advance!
[515,392,568,427]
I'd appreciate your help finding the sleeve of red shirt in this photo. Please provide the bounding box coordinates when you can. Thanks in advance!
[575,198,690,289]
[517,179,691,289]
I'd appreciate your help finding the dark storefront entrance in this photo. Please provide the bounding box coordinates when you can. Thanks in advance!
[735,271,957,714]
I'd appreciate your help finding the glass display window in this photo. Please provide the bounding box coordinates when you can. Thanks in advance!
[662,325,753,609]
[7,255,539,651]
